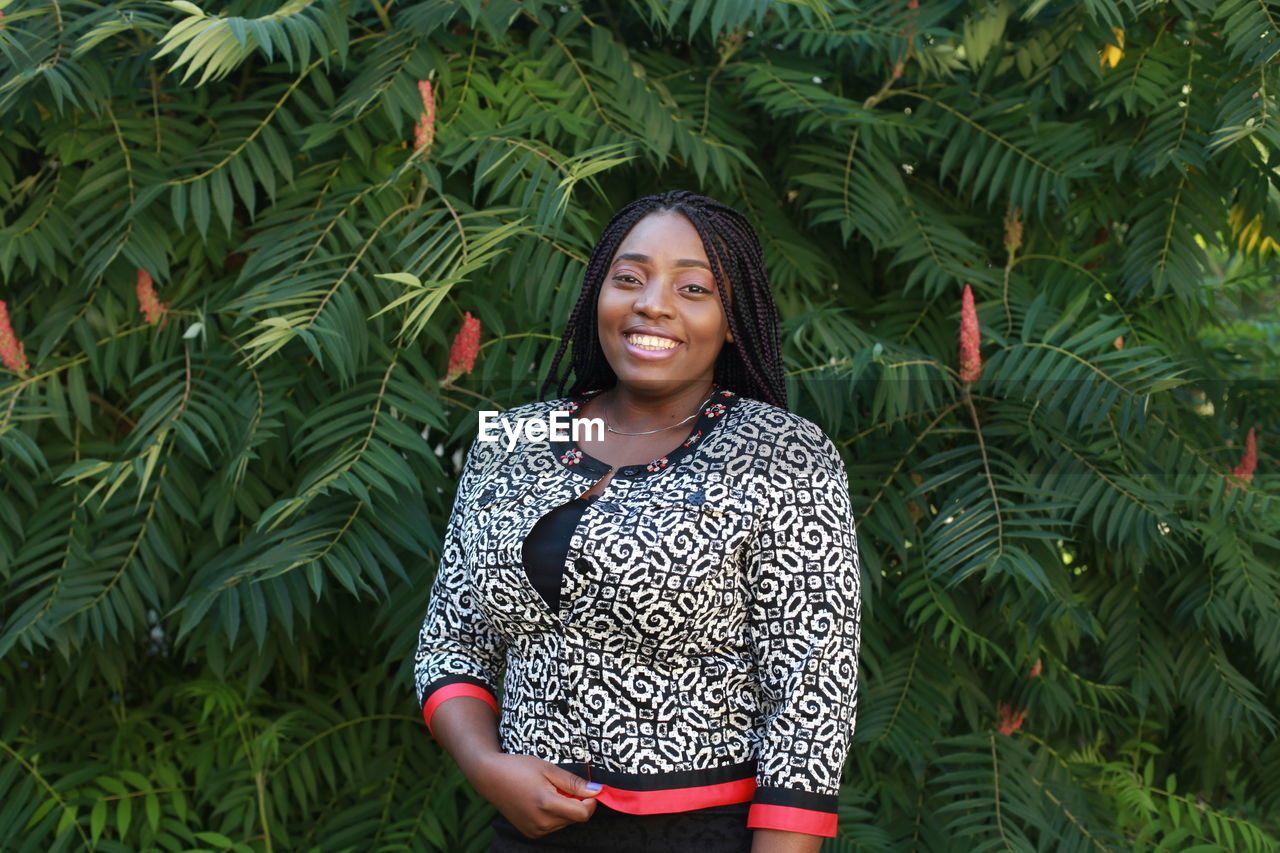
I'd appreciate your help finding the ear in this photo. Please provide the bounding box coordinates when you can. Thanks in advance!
[725,329,735,344]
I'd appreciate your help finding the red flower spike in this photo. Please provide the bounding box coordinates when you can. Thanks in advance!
[0,300,29,373]
[446,311,481,381]
[136,269,167,326]
[958,283,982,383]
[1233,427,1257,484]
[1029,658,1043,679]
[1003,206,1023,255]
[997,702,1026,736]
[414,80,436,152]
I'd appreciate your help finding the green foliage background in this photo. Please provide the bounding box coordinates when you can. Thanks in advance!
[1,0,1278,850]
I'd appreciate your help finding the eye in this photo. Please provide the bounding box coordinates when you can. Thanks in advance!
[681,283,712,295]
[612,273,641,285]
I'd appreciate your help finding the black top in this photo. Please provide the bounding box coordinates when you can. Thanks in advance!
[521,495,598,613]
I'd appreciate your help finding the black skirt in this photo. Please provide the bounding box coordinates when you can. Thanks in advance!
[488,801,752,852]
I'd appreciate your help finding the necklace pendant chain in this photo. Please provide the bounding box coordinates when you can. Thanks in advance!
[603,391,714,437]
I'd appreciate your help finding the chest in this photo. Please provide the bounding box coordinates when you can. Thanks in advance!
[461,473,760,652]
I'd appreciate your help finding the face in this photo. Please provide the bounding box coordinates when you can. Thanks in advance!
[596,211,734,396]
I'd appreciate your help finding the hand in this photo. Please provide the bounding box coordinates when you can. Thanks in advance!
[469,753,603,838]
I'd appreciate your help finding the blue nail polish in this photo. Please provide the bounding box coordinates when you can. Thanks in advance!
[585,782,602,792]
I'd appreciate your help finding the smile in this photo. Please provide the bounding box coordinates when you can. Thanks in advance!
[624,333,680,351]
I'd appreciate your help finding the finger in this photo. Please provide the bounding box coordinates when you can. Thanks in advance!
[546,767,604,800]
[540,792,598,825]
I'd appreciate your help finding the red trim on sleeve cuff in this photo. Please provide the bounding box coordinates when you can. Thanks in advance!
[747,803,838,837]
[422,683,499,734]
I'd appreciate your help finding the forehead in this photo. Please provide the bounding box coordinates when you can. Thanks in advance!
[611,211,709,264]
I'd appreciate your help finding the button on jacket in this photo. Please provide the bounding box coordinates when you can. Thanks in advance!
[414,388,862,838]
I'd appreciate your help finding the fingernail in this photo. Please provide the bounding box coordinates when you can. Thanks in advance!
[585,782,603,792]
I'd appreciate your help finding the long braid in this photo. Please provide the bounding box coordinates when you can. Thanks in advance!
[684,200,786,408]
[543,200,660,398]
[540,190,788,409]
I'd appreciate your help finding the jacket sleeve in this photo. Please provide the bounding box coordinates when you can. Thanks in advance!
[744,421,862,837]
[414,432,505,735]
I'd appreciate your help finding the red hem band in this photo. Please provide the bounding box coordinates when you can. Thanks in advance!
[747,803,838,837]
[422,684,499,734]
[596,777,756,815]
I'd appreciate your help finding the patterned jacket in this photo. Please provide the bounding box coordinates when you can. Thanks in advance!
[414,387,862,837]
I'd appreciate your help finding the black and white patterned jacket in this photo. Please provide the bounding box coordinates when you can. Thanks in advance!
[414,387,862,837]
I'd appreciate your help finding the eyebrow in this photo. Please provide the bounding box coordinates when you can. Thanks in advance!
[613,252,711,272]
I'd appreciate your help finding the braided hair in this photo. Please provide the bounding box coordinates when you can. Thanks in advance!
[539,190,787,409]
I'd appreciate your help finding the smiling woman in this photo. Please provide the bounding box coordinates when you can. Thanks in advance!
[596,212,733,402]
[414,191,862,853]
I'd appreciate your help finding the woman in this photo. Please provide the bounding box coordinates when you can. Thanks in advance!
[415,191,861,852]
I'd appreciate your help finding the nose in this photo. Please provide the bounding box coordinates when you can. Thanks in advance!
[631,275,674,319]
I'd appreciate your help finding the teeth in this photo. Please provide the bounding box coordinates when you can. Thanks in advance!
[626,333,678,350]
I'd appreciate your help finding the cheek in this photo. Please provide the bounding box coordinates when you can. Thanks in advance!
[691,304,729,344]
[593,295,619,335]
[596,292,623,334]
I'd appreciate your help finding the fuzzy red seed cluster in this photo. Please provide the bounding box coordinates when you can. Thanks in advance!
[447,311,481,380]
[136,269,167,326]
[1233,427,1258,483]
[997,702,1026,736]
[958,283,981,383]
[0,300,29,373]
[414,80,436,152]
[1003,206,1023,255]
[1225,427,1257,495]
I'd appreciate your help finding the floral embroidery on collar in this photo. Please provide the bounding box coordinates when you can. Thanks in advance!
[549,387,738,476]
[645,456,670,473]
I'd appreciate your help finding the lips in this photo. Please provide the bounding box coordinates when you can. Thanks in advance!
[624,332,680,351]
[619,328,683,361]
[623,325,681,343]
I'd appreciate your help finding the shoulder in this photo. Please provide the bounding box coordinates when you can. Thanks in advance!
[459,397,573,496]
[718,397,848,502]
[725,396,841,457]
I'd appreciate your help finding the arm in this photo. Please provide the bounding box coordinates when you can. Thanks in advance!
[414,431,600,836]
[745,422,862,846]
[752,829,824,853]
[431,697,602,837]
[415,434,506,725]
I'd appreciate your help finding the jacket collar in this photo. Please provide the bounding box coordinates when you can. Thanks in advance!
[548,385,741,479]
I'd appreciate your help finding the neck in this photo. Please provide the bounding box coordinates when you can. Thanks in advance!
[604,379,715,432]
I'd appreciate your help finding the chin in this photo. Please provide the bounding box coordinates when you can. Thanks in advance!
[609,368,713,394]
